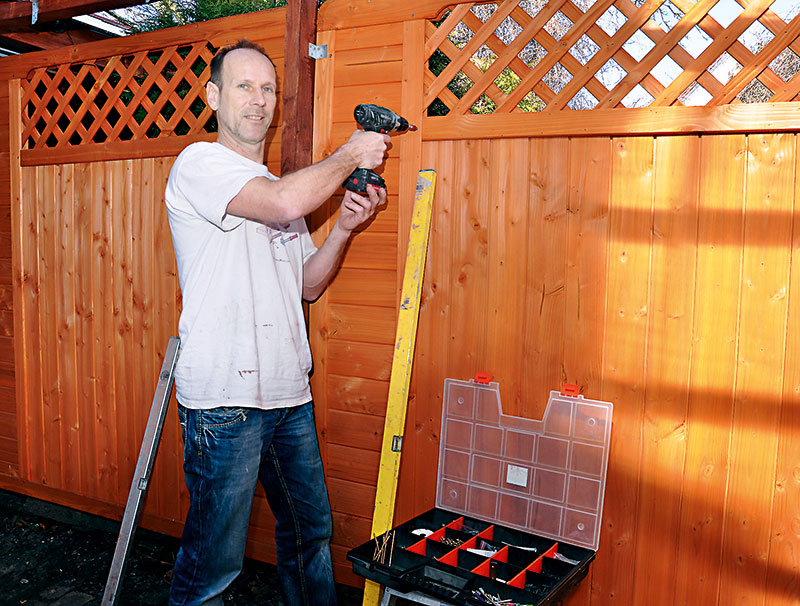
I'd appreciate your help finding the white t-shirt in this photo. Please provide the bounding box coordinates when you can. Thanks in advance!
[165,141,318,409]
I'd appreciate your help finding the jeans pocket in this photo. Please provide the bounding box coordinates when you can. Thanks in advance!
[199,407,249,430]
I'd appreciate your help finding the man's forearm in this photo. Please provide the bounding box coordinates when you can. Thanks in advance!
[302,222,352,301]
[226,131,388,225]
[228,147,358,224]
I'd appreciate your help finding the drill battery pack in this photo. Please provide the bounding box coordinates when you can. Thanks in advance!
[344,167,386,193]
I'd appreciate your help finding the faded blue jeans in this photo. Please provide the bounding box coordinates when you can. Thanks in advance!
[169,402,336,606]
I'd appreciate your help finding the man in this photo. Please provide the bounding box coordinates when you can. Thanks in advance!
[164,39,389,606]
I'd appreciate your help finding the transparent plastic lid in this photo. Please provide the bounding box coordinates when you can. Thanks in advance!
[436,379,613,551]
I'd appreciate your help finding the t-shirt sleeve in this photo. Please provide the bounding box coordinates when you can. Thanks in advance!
[171,144,268,231]
[296,218,318,264]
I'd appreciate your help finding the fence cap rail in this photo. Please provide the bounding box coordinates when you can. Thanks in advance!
[421,102,800,140]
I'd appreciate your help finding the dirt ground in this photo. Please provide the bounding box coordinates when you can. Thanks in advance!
[0,489,364,606]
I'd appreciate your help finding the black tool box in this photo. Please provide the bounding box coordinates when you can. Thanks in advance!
[348,377,613,606]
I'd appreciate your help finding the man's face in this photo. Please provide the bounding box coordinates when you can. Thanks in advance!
[206,48,277,150]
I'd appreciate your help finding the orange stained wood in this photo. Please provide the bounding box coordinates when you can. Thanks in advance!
[631,135,699,604]
[485,138,530,412]
[522,137,570,416]
[73,163,95,499]
[674,134,746,605]
[1,3,800,604]
[719,133,793,606]
[767,139,800,606]
[561,137,612,606]
[596,136,654,606]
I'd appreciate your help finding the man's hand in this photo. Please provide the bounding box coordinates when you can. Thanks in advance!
[342,130,390,170]
[337,185,387,233]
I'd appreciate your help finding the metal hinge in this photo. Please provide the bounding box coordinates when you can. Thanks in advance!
[308,43,328,59]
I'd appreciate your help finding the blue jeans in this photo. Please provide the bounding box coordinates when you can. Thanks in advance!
[169,402,336,606]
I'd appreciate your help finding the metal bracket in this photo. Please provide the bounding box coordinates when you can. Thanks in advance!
[31,0,39,24]
[308,43,328,59]
[391,435,403,452]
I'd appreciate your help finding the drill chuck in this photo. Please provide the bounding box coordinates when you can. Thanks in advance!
[353,104,417,134]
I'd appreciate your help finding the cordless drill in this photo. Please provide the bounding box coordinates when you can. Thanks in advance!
[343,104,417,193]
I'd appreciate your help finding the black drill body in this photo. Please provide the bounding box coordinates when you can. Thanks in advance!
[344,104,416,193]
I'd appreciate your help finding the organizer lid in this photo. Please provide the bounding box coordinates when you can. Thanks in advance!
[436,378,613,551]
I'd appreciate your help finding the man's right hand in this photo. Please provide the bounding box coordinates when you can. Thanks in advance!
[343,130,390,170]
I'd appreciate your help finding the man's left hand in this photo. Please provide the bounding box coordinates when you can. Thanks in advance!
[337,185,387,233]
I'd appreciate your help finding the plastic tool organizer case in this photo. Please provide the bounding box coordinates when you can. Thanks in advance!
[348,378,613,606]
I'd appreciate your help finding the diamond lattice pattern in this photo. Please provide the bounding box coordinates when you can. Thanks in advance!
[424,0,800,115]
[21,42,218,149]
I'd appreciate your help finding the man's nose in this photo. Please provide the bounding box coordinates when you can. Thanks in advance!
[251,90,268,106]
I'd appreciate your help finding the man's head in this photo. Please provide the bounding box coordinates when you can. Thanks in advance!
[206,40,277,159]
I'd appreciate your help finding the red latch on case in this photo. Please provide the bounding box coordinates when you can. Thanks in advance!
[561,383,580,396]
[474,372,492,384]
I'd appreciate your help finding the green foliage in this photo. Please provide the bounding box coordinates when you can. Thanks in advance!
[427,51,544,116]
[112,0,288,34]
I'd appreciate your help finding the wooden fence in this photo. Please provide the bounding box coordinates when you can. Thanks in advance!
[0,0,799,604]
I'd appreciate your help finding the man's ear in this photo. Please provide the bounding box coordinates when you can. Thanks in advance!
[206,81,220,111]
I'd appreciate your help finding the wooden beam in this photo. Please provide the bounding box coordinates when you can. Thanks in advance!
[280,0,317,176]
[0,29,109,50]
[0,0,144,33]
[0,8,287,80]
[318,0,453,31]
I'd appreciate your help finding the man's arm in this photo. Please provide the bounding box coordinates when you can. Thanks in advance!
[226,130,388,224]
[303,186,387,301]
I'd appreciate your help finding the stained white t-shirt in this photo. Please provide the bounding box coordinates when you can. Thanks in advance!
[165,141,318,409]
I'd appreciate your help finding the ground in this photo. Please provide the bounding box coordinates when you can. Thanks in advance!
[0,489,364,606]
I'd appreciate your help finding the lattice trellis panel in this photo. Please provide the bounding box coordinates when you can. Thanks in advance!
[424,0,800,115]
[21,41,218,150]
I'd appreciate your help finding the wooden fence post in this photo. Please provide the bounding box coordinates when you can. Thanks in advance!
[280,0,318,176]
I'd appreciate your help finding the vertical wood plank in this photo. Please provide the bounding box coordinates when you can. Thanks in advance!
[719,133,793,606]
[112,159,135,502]
[767,134,800,606]
[309,27,336,477]
[133,158,157,513]
[74,162,99,498]
[521,137,569,417]
[675,134,746,606]
[395,18,425,526]
[57,164,79,491]
[93,160,118,503]
[563,137,610,392]
[595,136,653,606]
[151,157,181,522]
[8,79,23,481]
[413,139,454,516]
[16,163,40,483]
[485,138,530,411]
[631,135,699,603]
[561,136,611,606]
[448,139,491,382]
[39,164,63,489]
[397,19,426,270]
[308,27,339,571]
